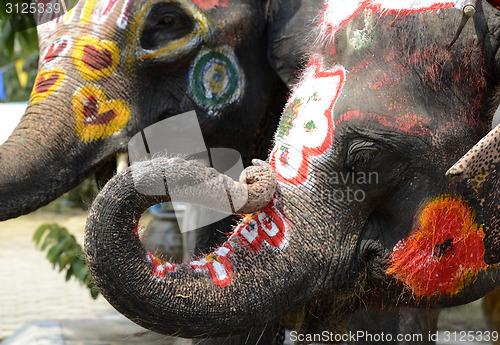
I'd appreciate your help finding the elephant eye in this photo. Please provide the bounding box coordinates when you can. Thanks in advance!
[140,3,195,50]
[346,139,380,170]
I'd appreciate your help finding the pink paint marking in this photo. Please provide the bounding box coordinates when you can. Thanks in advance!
[191,0,228,10]
[103,0,119,16]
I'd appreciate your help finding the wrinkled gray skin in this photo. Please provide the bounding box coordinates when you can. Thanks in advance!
[85,1,500,342]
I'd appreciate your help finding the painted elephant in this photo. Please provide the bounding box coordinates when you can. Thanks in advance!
[84,0,500,340]
[0,0,433,343]
[0,0,323,221]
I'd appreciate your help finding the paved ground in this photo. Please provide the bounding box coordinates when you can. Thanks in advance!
[0,211,116,340]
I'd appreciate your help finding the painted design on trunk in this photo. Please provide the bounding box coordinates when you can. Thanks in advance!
[386,196,487,297]
[72,36,120,81]
[232,198,289,251]
[188,46,244,112]
[318,0,457,43]
[192,0,229,10]
[117,0,134,29]
[80,0,98,24]
[146,252,176,278]
[41,37,72,66]
[270,58,345,185]
[190,244,234,288]
[73,85,131,142]
[30,68,66,105]
[142,198,288,288]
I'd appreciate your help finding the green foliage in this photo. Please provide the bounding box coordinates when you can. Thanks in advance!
[42,178,99,212]
[63,178,99,210]
[33,223,100,299]
[0,0,39,102]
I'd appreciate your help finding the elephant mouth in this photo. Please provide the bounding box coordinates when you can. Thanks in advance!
[94,152,130,189]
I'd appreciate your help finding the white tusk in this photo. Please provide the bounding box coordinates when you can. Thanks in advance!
[116,152,129,173]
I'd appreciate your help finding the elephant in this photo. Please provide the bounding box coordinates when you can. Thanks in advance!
[84,0,500,341]
[0,0,440,342]
[0,0,323,221]
[0,0,323,343]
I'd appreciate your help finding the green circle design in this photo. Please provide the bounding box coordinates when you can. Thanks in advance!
[189,50,242,110]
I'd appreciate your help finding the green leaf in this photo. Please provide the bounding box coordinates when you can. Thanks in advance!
[57,251,79,271]
[33,222,98,299]
[40,226,66,250]
[46,236,73,263]
[89,284,100,299]
[33,224,54,245]
[65,266,73,281]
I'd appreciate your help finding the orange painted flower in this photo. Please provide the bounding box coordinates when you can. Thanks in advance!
[72,36,120,81]
[30,68,66,105]
[387,196,487,298]
[73,85,130,142]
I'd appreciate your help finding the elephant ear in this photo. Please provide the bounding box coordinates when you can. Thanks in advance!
[266,0,322,86]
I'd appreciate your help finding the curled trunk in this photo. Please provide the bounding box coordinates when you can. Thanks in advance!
[85,157,321,337]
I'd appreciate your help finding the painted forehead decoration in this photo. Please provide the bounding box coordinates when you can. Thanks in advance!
[272,0,466,187]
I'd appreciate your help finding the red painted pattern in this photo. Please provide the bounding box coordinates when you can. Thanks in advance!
[140,198,288,288]
[190,243,234,288]
[270,58,345,185]
[319,0,455,39]
[44,40,68,64]
[336,110,429,134]
[146,252,176,279]
[192,0,228,10]
[231,198,289,251]
[387,196,487,297]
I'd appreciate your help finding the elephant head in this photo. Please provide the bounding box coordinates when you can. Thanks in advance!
[0,0,322,220]
[85,0,500,338]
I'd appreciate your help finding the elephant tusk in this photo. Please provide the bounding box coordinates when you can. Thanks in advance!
[116,152,129,173]
[448,0,476,48]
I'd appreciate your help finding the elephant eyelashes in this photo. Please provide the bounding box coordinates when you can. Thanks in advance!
[140,4,194,50]
[346,140,380,169]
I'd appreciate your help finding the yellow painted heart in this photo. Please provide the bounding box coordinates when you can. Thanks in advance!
[72,36,120,81]
[73,85,130,142]
[30,68,66,105]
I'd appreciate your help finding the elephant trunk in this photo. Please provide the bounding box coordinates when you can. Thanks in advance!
[85,157,318,337]
[0,101,99,220]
